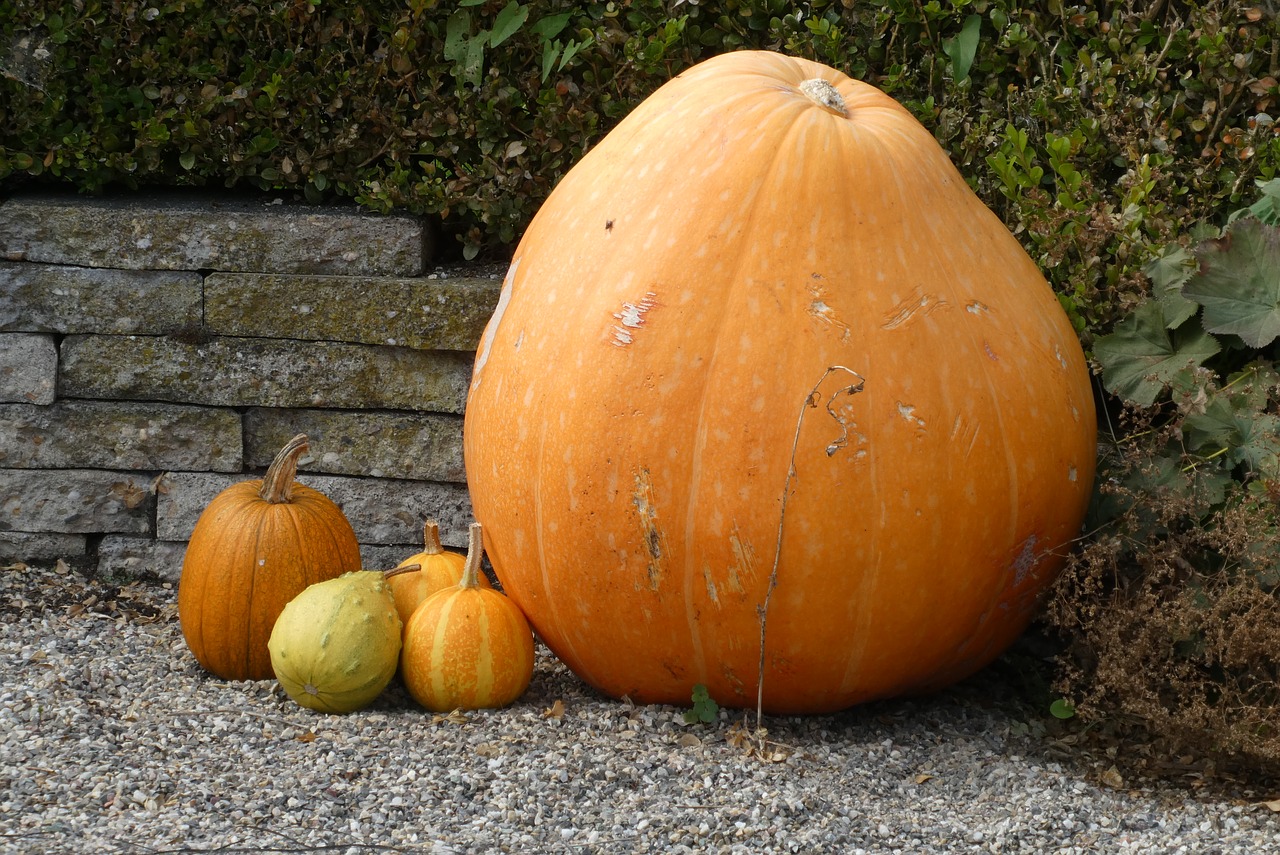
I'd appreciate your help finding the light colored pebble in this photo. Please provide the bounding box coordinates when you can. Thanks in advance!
[1,565,1277,854]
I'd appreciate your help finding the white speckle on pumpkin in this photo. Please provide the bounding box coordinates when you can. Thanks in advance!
[1054,343,1068,369]
[1068,465,1078,482]
[897,403,926,427]
[965,300,990,315]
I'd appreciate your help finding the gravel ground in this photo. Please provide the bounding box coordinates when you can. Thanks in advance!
[2,563,1277,855]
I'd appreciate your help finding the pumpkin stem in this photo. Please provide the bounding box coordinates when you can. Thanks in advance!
[798,78,847,117]
[259,433,309,504]
[421,520,445,555]
[383,563,422,580]
[460,522,484,590]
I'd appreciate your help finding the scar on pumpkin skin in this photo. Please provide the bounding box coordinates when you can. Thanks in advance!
[808,281,851,341]
[611,292,659,347]
[881,289,950,330]
[632,467,668,591]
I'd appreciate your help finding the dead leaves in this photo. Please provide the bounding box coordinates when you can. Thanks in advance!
[1099,765,1126,790]
[677,733,702,749]
[726,723,790,763]
[432,709,470,725]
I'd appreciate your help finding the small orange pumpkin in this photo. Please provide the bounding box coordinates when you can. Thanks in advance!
[178,434,362,680]
[400,522,534,711]
[385,519,488,628]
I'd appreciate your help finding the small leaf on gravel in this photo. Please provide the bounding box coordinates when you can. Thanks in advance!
[1100,766,1125,790]
[543,699,565,719]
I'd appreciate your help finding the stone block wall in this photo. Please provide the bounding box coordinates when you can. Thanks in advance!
[0,193,502,581]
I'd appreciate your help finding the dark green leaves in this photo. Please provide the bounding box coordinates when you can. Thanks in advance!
[682,684,719,724]
[1096,216,1280,405]
[1182,218,1280,349]
[942,15,982,82]
[1094,301,1220,406]
[1145,246,1199,329]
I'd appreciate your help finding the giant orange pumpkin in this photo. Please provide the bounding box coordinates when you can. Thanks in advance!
[178,433,362,680]
[463,51,1096,714]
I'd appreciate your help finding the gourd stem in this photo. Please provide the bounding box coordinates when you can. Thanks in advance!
[421,520,444,555]
[798,78,848,117]
[460,522,484,590]
[383,563,422,580]
[259,433,308,504]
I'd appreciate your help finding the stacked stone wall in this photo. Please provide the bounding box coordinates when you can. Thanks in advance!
[0,194,501,580]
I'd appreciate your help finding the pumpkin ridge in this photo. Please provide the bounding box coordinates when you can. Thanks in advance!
[529,410,590,683]
[675,99,839,692]
[471,601,488,701]
[678,98,881,696]
[244,501,270,678]
[427,593,457,702]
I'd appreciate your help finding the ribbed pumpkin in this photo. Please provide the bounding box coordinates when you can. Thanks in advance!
[178,434,362,680]
[269,571,402,713]
[462,51,1097,714]
[386,519,488,629]
[400,523,535,712]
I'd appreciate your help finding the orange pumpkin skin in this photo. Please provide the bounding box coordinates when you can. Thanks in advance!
[400,524,535,711]
[178,434,362,680]
[386,520,488,629]
[463,51,1096,714]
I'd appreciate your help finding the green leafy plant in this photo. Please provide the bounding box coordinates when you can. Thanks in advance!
[4,1,1277,266]
[941,14,981,83]
[682,683,719,724]
[1049,178,1280,768]
[1096,182,1280,418]
[1049,698,1076,720]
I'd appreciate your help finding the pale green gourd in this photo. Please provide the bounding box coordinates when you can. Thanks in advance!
[268,571,402,713]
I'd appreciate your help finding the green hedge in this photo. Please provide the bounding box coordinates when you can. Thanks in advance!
[4,0,1276,275]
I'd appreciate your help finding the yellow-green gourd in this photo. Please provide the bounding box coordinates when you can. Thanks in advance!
[268,571,402,713]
